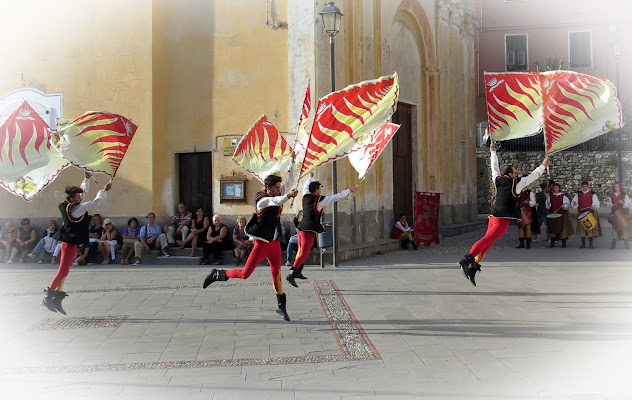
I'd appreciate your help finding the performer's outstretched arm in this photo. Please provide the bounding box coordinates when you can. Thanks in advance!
[70,182,112,218]
[317,186,356,210]
[516,156,549,192]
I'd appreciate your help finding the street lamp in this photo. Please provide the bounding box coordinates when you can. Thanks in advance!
[613,40,623,182]
[319,2,343,267]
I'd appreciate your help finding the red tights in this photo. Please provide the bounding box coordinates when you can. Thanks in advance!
[226,239,283,294]
[469,216,510,263]
[49,242,77,290]
[292,231,315,269]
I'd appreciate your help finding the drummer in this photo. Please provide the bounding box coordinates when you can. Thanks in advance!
[545,183,573,247]
[572,181,601,248]
[605,182,631,249]
[516,186,536,249]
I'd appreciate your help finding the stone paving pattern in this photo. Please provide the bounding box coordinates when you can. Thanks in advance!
[0,225,630,400]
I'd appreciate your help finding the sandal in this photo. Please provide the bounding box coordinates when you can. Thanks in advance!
[212,260,222,265]
[200,259,209,265]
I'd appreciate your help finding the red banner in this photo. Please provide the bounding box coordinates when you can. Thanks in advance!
[414,192,440,246]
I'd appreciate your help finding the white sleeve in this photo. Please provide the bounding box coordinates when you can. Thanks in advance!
[71,190,108,218]
[280,163,296,195]
[624,195,631,209]
[256,195,290,212]
[571,194,579,209]
[545,196,552,210]
[80,177,90,193]
[529,191,536,207]
[303,175,313,195]
[563,196,571,210]
[490,151,500,181]
[592,194,600,208]
[317,189,351,210]
[515,165,546,193]
[394,221,405,231]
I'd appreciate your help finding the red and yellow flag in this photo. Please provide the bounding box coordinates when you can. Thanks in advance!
[541,71,623,153]
[0,101,69,201]
[484,71,623,153]
[232,115,293,183]
[51,111,138,177]
[299,73,399,177]
[348,122,400,180]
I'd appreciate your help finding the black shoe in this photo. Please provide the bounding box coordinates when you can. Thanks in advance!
[51,290,67,315]
[526,239,531,249]
[286,269,299,288]
[295,265,308,280]
[466,263,481,286]
[561,240,567,248]
[412,242,418,251]
[458,253,475,279]
[41,287,57,313]
[203,269,227,288]
[549,240,555,248]
[275,293,291,321]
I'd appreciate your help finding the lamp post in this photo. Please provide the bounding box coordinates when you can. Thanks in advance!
[613,40,623,182]
[319,2,343,267]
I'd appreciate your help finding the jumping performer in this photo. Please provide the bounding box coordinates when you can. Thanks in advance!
[202,170,298,321]
[458,143,550,286]
[41,173,112,314]
[286,172,356,287]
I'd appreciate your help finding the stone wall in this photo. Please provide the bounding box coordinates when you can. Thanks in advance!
[476,151,632,214]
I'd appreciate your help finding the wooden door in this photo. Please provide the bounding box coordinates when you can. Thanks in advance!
[178,152,212,215]
[392,104,413,220]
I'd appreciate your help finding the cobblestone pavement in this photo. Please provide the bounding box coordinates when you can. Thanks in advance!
[0,225,630,400]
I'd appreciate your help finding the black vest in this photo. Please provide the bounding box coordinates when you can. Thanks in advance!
[297,194,326,233]
[491,176,521,219]
[54,201,91,245]
[245,191,283,241]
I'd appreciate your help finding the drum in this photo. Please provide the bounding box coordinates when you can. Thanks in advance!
[547,213,564,234]
[578,211,598,230]
[518,208,532,228]
[608,209,630,232]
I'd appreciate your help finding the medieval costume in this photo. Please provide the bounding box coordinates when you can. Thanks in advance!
[571,181,601,248]
[42,177,108,314]
[203,167,297,321]
[286,174,354,287]
[606,182,631,249]
[545,184,573,247]
[517,188,536,248]
[458,147,548,286]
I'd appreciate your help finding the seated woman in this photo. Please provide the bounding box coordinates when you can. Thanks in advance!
[29,219,60,264]
[0,220,16,262]
[233,216,253,266]
[98,218,121,264]
[121,217,141,265]
[88,214,105,263]
[178,208,210,257]
[202,215,230,265]
[392,213,417,250]
[73,244,90,266]
[10,218,38,263]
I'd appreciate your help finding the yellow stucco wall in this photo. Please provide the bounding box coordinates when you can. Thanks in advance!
[0,0,477,238]
[0,0,153,219]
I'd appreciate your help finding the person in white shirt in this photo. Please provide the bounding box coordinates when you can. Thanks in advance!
[545,183,572,248]
[42,173,111,315]
[571,181,601,248]
[393,213,417,250]
[516,187,536,249]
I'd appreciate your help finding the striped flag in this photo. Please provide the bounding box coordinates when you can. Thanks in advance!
[299,73,399,177]
[541,71,623,153]
[50,111,138,177]
[232,115,293,183]
[348,122,399,180]
[484,71,623,153]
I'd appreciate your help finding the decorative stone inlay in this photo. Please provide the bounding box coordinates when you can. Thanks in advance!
[0,280,380,374]
[31,315,129,331]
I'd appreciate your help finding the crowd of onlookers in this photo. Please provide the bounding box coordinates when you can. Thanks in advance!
[0,202,316,266]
